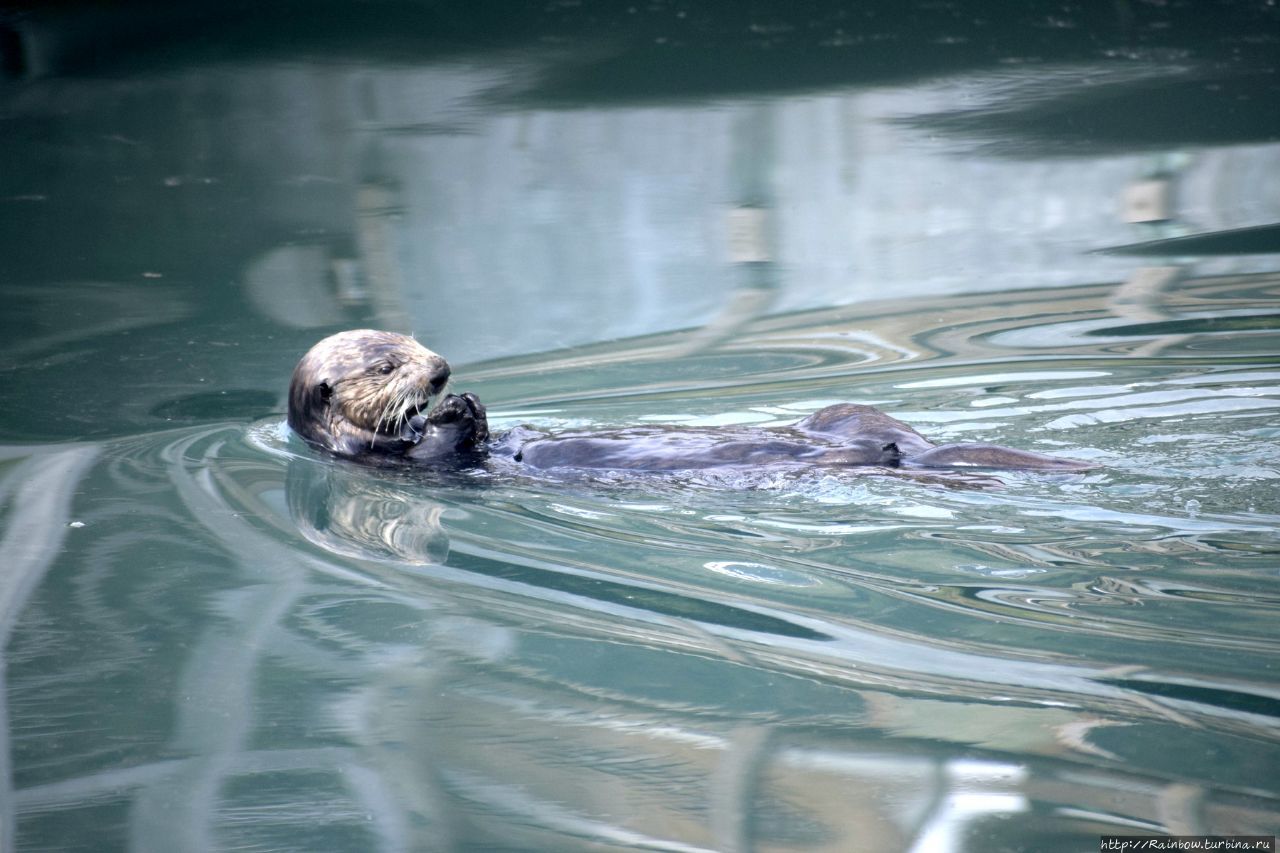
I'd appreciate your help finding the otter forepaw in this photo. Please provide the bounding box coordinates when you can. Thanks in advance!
[425,394,470,425]
[460,392,489,443]
[405,393,489,461]
[424,393,487,441]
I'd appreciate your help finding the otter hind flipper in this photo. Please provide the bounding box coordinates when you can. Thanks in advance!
[906,443,1094,471]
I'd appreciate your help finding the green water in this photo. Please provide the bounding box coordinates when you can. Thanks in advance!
[2,3,1280,851]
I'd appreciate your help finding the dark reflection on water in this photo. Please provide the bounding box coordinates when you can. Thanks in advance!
[901,65,1280,157]
[1104,224,1280,258]
[2,3,1280,851]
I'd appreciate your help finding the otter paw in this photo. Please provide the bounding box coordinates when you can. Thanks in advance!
[405,393,489,460]
[460,392,489,443]
[426,394,487,441]
[425,394,471,426]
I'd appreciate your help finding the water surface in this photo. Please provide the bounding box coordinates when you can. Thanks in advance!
[2,3,1279,851]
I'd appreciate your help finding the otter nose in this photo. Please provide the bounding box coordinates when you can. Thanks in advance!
[427,358,450,395]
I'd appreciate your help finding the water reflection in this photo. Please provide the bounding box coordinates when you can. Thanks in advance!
[3,3,1280,851]
[3,272,1280,850]
[3,35,1279,375]
[7,386,1278,850]
[286,457,452,565]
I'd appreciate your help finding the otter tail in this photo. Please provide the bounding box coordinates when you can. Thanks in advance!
[906,443,1095,471]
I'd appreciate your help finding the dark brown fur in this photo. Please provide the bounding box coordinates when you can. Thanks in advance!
[289,330,1094,473]
[508,404,1092,472]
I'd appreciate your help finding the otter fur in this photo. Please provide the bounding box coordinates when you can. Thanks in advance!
[287,330,1092,473]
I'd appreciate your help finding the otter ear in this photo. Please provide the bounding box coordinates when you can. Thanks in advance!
[317,382,332,403]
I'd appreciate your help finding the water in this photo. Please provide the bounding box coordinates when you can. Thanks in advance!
[3,4,1280,851]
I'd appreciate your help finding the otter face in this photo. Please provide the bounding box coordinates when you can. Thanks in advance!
[288,329,451,456]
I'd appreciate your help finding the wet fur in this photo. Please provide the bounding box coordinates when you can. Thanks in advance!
[288,329,455,459]
[289,331,1093,473]
[509,404,1091,472]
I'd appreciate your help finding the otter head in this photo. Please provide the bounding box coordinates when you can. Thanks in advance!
[288,329,451,457]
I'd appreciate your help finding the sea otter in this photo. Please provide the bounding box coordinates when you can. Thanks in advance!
[287,329,1093,472]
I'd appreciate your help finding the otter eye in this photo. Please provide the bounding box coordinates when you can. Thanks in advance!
[378,362,395,375]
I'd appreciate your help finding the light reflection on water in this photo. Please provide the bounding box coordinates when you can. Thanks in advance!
[6,278,1280,850]
[2,6,1280,848]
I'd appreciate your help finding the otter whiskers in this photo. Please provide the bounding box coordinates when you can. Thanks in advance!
[371,382,434,448]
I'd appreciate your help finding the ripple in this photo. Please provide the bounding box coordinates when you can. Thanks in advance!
[703,561,822,587]
[23,277,1278,791]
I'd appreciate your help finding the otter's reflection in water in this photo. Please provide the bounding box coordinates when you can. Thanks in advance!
[286,458,452,566]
